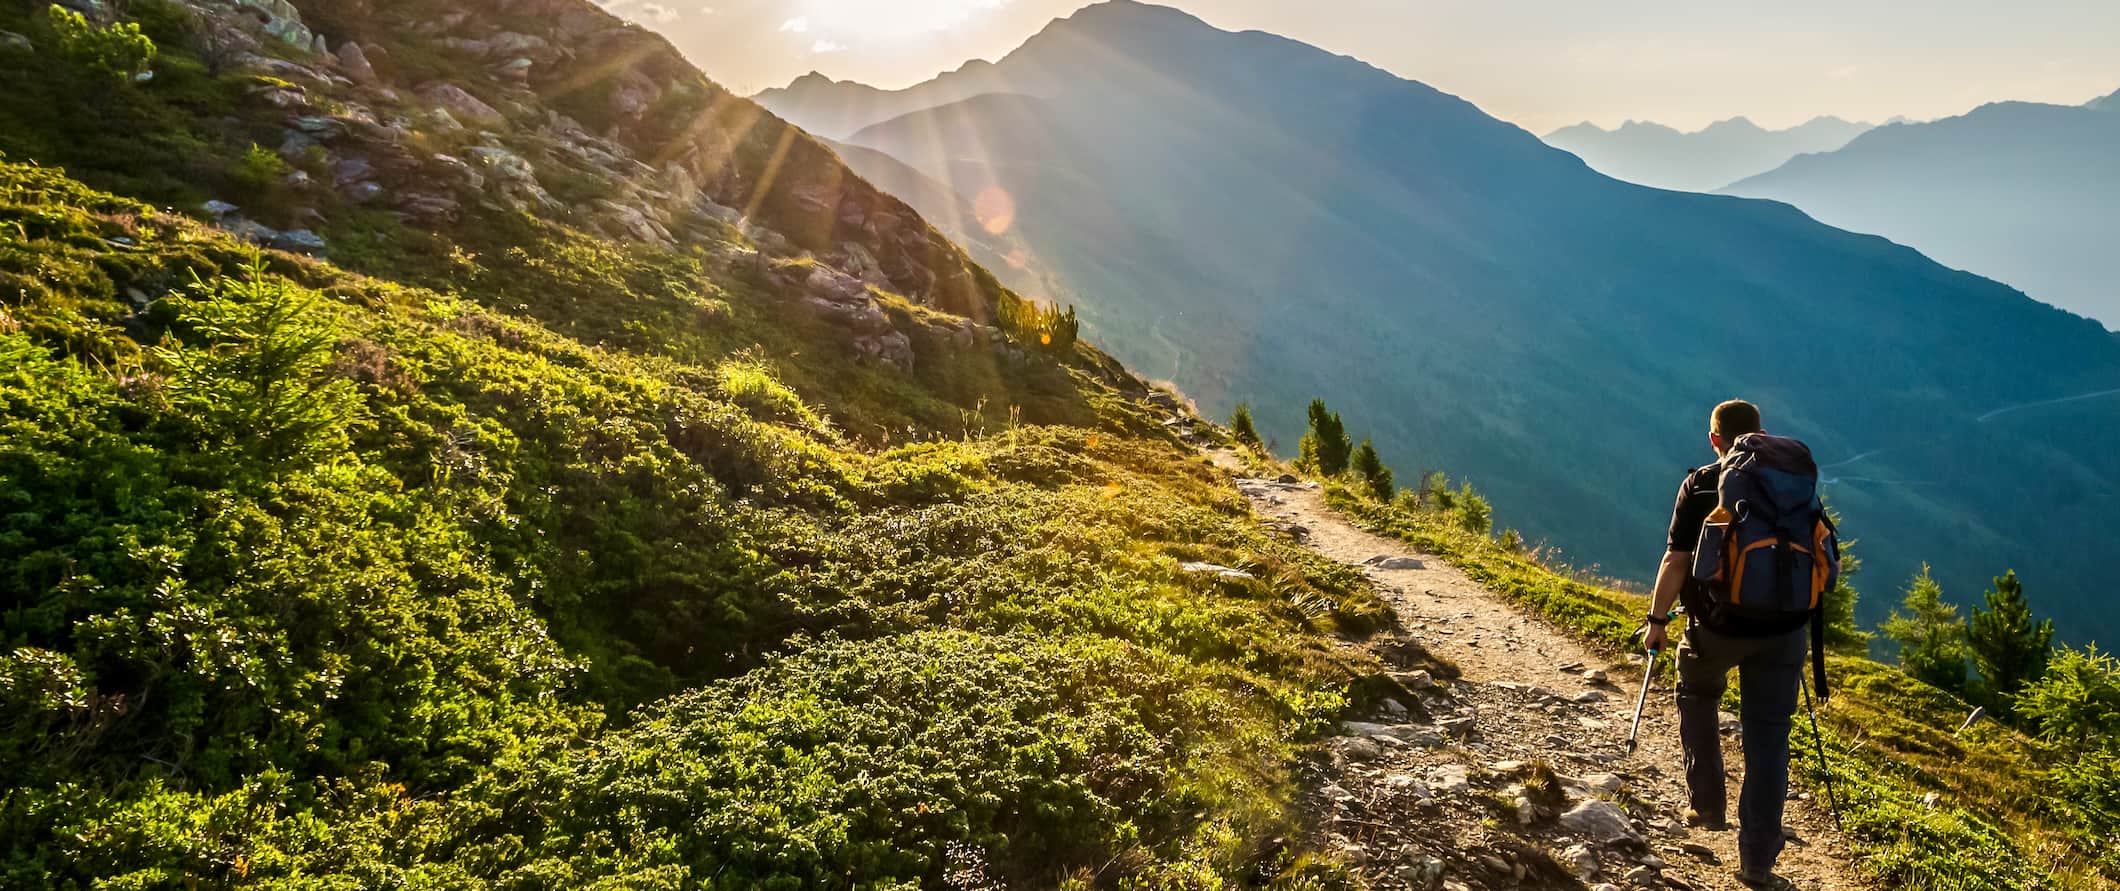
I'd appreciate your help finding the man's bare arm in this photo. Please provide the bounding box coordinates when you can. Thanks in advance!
[1644,550,1689,650]
[1650,549,1688,619]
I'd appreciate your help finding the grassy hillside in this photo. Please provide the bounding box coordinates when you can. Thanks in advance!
[0,0,1407,885]
[0,131,1402,889]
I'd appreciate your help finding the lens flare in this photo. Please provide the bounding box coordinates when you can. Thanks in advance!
[974,185,1016,235]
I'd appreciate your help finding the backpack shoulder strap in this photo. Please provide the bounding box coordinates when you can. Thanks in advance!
[1810,607,1829,701]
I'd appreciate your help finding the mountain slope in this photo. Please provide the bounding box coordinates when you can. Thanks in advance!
[1723,97,2120,326]
[1544,115,1873,192]
[0,0,1396,884]
[785,0,2120,642]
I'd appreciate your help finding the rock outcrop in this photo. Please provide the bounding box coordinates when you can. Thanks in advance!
[154,0,1036,373]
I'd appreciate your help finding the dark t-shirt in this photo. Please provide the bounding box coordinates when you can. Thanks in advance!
[1667,462,1812,638]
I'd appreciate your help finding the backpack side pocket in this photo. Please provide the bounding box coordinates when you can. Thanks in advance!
[1693,506,1734,587]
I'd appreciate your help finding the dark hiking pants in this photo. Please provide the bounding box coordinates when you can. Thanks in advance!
[1675,620,1809,873]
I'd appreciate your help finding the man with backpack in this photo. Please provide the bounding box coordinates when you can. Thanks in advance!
[1642,400,1837,889]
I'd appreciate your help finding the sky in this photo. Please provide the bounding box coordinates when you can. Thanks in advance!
[596,0,2120,134]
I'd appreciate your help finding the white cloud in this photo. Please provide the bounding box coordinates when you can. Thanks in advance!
[639,2,679,23]
[779,17,809,33]
[811,39,846,54]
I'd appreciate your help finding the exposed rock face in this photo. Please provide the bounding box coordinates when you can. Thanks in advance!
[416,83,505,127]
[161,0,1030,374]
[232,0,313,47]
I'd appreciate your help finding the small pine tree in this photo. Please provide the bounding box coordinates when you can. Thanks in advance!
[1967,569,2056,712]
[2015,646,2120,750]
[1882,565,1971,695]
[1419,471,1453,510]
[1820,504,1871,654]
[1350,439,1393,500]
[1296,399,1352,476]
[1229,403,1261,447]
[1049,306,1079,354]
[1455,482,1491,535]
[156,259,358,470]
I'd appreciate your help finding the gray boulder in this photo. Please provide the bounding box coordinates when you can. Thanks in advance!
[418,83,505,127]
[335,42,378,84]
[269,229,327,254]
[428,154,484,191]
[852,331,914,370]
[1366,556,1425,570]
[1559,799,1643,844]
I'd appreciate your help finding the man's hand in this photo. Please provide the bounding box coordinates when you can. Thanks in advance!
[1644,622,1668,654]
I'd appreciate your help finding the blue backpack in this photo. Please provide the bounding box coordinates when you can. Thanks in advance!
[1692,433,1840,621]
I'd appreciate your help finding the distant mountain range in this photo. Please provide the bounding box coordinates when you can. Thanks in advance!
[1542,116,1875,192]
[758,0,2120,642]
[753,61,1018,141]
[1723,90,2120,327]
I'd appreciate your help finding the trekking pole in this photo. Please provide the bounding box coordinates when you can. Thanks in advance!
[1626,645,1658,753]
[1799,670,1845,833]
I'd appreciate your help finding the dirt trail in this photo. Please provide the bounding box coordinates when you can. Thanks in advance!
[1211,450,1864,891]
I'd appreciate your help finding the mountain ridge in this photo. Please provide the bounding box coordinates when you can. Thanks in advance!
[1723,95,2120,327]
[1542,114,1875,191]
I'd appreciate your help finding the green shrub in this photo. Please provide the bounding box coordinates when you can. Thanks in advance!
[38,5,156,84]
[229,143,289,204]
[502,631,1305,886]
[713,356,824,431]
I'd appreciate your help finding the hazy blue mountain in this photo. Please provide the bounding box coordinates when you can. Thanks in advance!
[2089,88,2118,110]
[752,61,1023,140]
[1543,116,1874,192]
[768,1,2120,641]
[1723,97,2120,327]
[818,131,1073,308]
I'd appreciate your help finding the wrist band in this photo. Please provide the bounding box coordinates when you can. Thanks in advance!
[1646,612,1673,626]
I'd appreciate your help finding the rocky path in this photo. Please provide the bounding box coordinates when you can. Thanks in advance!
[1213,452,1864,891]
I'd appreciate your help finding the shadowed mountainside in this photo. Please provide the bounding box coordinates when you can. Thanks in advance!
[774,0,2120,642]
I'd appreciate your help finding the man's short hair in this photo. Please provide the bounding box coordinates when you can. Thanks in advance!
[1713,400,1762,439]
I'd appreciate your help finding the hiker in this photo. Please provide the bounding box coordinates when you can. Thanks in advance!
[1643,399,1837,889]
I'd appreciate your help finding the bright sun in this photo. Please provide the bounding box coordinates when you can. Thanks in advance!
[795,0,1006,41]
